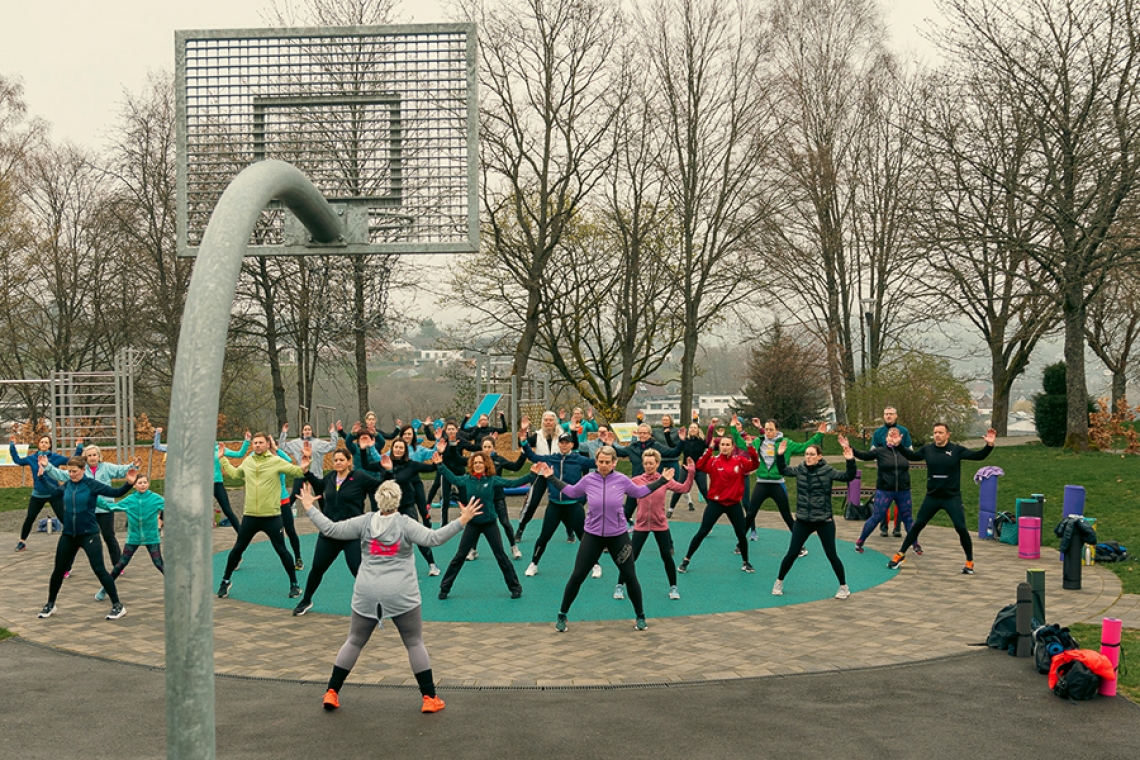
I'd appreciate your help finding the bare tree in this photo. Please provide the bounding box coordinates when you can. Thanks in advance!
[642,0,770,424]
[1086,256,1140,407]
[455,0,627,379]
[264,0,406,421]
[100,73,192,413]
[764,0,894,424]
[913,65,1060,435]
[934,0,1140,449]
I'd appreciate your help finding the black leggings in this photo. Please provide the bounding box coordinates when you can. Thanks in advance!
[439,520,521,595]
[282,484,309,559]
[49,532,119,605]
[898,495,973,561]
[438,479,467,526]
[493,495,517,547]
[301,534,361,604]
[426,471,443,508]
[517,475,548,535]
[747,481,792,532]
[21,493,64,541]
[96,512,121,568]
[669,471,708,511]
[532,501,585,564]
[111,543,163,579]
[684,500,749,564]
[778,519,845,584]
[399,505,435,565]
[630,529,677,586]
[561,532,642,616]
[223,515,298,584]
[213,482,241,534]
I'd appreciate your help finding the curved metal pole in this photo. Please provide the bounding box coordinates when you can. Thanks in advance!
[164,161,340,760]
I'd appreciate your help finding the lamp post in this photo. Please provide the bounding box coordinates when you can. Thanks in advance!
[860,297,875,435]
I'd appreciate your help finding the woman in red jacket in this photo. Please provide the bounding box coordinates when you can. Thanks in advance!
[678,436,760,575]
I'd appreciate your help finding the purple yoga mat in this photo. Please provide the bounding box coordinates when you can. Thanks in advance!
[978,475,998,538]
[846,471,862,505]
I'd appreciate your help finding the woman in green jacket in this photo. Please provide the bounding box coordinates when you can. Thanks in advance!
[731,418,827,546]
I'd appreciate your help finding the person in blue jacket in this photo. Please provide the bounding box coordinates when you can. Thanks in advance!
[95,473,166,601]
[518,432,598,578]
[37,456,137,620]
[9,432,83,552]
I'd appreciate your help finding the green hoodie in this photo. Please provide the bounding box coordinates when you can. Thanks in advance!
[730,427,823,482]
[220,451,304,517]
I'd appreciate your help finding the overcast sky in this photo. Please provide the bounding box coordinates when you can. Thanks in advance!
[1,0,944,149]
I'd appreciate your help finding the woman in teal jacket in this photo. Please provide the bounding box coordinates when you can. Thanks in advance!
[95,473,166,601]
[80,445,139,569]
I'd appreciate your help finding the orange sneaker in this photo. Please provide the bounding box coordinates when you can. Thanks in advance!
[962,561,975,575]
[421,695,445,713]
[887,553,906,570]
[322,689,340,711]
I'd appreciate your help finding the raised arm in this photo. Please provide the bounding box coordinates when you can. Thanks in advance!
[782,431,824,457]
[153,429,168,453]
[961,431,996,461]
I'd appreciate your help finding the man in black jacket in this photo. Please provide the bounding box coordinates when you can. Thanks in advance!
[888,425,996,574]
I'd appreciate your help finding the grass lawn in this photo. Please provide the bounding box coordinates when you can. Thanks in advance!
[0,628,12,641]
[1066,622,1138,702]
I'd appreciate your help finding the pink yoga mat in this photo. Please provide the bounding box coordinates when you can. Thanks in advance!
[1018,516,1041,559]
[1100,617,1122,697]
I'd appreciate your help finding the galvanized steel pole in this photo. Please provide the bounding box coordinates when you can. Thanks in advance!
[165,161,340,760]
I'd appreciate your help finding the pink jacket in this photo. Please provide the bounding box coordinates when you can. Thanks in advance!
[632,463,696,532]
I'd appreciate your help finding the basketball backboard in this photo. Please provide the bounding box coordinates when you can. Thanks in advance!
[175,24,478,256]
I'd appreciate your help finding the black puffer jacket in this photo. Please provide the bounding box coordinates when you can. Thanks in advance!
[776,454,857,522]
[1054,516,1098,555]
[851,445,910,492]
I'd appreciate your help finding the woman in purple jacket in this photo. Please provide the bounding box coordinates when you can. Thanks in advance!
[533,446,670,633]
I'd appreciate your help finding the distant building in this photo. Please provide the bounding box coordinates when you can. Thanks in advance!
[634,393,745,424]
[412,349,464,368]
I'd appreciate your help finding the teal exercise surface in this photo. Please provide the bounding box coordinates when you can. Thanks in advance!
[213,523,898,623]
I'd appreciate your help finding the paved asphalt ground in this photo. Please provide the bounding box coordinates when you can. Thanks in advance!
[3,637,1137,760]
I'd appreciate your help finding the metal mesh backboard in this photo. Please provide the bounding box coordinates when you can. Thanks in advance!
[175,24,478,256]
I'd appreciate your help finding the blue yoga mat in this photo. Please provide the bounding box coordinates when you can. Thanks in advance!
[465,394,503,428]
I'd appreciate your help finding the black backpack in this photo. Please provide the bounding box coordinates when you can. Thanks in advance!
[1053,660,1099,700]
[844,495,872,521]
[986,604,1019,653]
[1094,542,1130,563]
[1033,625,1080,674]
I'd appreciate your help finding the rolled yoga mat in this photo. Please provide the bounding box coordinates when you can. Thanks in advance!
[1027,569,1045,626]
[1060,485,1086,561]
[978,475,998,538]
[846,471,862,508]
[1018,516,1041,559]
[1100,618,1122,697]
[1062,538,1083,590]
[1016,582,1033,657]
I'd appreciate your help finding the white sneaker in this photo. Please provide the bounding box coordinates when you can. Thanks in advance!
[669,585,680,600]
[511,545,522,559]
[466,549,478,561]
[613,584,625,600]
[591,564,603,579]
[798,547,809,557]
[835,584,851,600]
[771,579,784,596]
[428,564,440,577]
[525,562,539,577]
